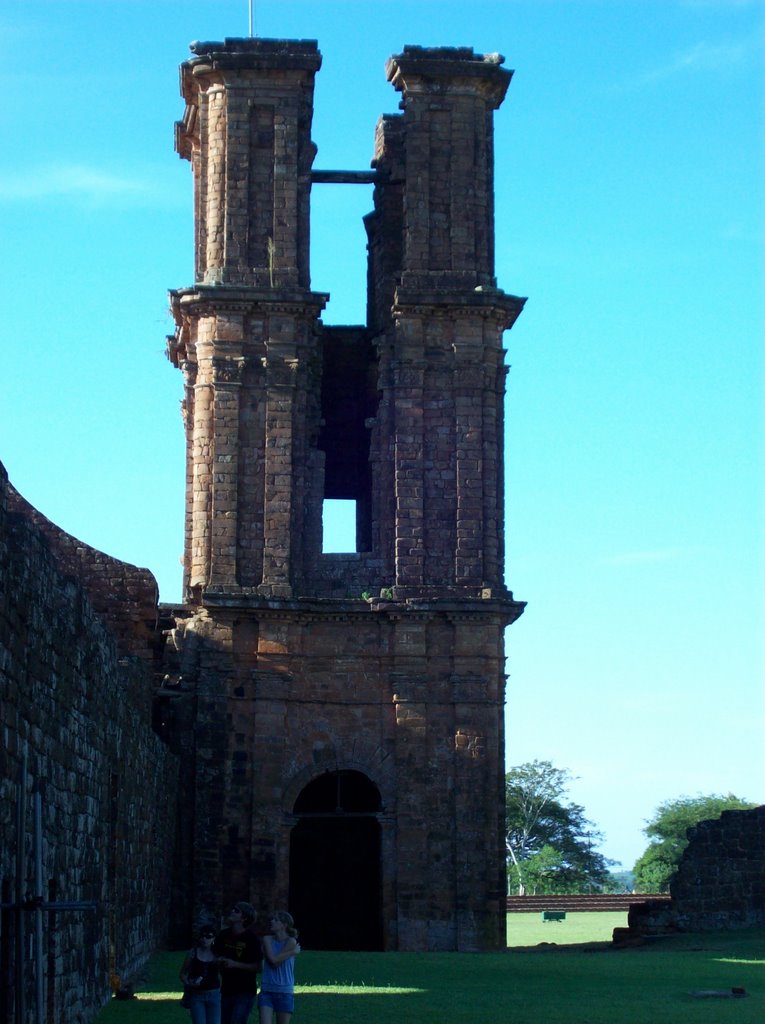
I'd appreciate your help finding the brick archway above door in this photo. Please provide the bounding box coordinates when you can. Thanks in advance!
[282,745,394,814]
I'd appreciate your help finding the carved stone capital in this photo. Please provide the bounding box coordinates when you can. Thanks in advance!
[212,356,246,385]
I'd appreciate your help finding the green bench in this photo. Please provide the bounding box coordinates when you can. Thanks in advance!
[542,910,566,922]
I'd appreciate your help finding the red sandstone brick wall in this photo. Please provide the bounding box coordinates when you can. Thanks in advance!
[5,481,159,666]
[0,462,178,1022]
[628,806,765,934]
[163,40,525,953]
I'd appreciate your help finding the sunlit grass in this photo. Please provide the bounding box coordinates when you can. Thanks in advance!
[297,984,424,995]
[507,910,627,946]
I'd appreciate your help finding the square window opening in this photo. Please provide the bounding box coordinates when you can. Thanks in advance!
[322,499,357,553]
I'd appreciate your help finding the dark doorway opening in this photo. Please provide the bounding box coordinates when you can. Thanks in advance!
[289,770,383,950]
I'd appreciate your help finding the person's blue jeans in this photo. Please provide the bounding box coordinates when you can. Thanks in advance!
[221,992,257,1024]
[187,988,221,1024]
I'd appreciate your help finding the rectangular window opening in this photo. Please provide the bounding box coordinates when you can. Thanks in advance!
[322,499,357,553]
[311,184,373,325]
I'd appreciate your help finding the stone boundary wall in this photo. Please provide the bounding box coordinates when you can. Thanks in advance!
[5,480,160,665]
[0,462,179,1024]
[628,806,765,935]
[507,893,671,913]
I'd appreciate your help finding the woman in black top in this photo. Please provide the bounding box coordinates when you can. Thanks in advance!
[180,926,221,1024]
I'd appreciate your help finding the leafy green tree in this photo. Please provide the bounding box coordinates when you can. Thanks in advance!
[631,844,675,893]
[509,845,564,895]
[633,793,756,892]
[505,760,613,894]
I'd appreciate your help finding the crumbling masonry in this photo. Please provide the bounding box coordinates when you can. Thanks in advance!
[162,38,526,952]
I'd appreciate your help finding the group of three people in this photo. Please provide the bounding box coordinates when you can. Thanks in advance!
[180,901,300,1024]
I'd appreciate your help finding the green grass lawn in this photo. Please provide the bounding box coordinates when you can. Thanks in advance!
[507,910,628,946]
[96,922,764,1024]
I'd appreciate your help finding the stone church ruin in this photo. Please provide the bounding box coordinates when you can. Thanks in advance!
[2,36,526,1021]
[164,36,526,954]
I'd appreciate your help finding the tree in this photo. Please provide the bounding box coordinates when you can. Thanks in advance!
[633,793,756,892]
[605,869,635,893]
[505,760,613,895]
[515,845,565,894]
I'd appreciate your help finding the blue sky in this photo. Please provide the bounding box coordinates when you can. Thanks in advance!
[1,0,763,870]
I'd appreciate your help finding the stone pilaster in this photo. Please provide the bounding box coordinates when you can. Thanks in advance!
[209,351,245,586]
[391,330,426,590]
[259,324,300,598]
[453,325,485,586]
[391,617,430,949]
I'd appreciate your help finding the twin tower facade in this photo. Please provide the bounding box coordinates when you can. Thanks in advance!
[164,38,525,951]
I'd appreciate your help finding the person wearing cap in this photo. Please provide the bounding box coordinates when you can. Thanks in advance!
[214,902,262,1024]
[179,925,221,1023]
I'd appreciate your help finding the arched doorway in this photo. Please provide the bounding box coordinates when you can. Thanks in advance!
[289,770,383,950]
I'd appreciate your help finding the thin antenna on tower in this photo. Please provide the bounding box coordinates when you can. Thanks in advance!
[249,0,255,37]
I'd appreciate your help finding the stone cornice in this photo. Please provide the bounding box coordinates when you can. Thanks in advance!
[393,286,526,330]
[194,588,525,626]
[169,286,329,319]
[177,39,322,161]
[386,46,512,109]
[187,37,322,74]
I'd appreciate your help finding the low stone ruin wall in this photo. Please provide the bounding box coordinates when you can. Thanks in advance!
[628,805,765,935]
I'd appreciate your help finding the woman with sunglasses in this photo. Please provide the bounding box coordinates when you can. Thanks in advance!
[180,926,221,1024]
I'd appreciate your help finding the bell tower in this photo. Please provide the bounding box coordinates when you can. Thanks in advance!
[166,39,525,952]
[169,38,327,599]
[367,46,524,596]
